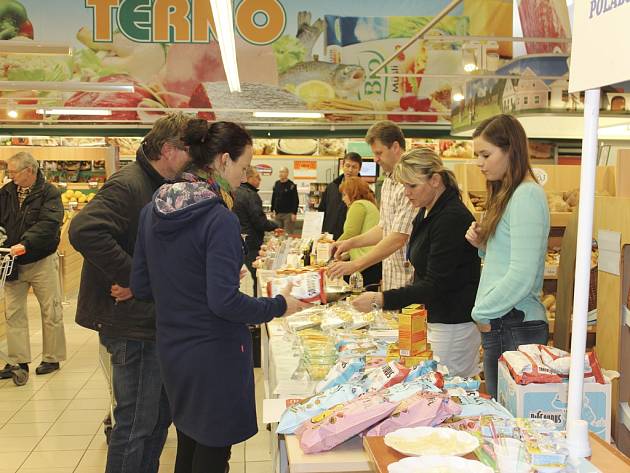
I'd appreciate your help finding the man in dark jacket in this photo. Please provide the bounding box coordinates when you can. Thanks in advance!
[271,166,299,234]
[233,166,278,296]
[318,152,362,239]
[0,152,65,380]
[69,113,192,473]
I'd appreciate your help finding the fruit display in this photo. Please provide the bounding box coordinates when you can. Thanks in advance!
[61,189,96,206]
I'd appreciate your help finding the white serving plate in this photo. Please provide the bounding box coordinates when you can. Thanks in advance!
[387,455,494,473]
[384,426,479,457]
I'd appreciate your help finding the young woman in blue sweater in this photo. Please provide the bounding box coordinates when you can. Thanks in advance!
[466,114,550,399]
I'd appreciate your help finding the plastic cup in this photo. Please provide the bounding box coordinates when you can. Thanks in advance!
[493,438,531,473]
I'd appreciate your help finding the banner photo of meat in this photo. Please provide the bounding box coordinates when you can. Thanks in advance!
[0,0,512,125]
[517,0,571,55]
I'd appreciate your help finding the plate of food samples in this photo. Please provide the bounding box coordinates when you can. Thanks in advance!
[384,426,479,457]
[387,455,493,473]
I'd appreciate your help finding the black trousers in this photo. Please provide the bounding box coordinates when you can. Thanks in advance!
[174,429,231,473]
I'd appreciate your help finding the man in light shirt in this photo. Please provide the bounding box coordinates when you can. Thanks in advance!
[328,121,417,291]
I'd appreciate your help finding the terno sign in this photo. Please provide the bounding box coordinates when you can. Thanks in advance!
[86,0,287,44]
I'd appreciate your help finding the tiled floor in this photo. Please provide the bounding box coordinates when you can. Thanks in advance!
[0,295,271,473]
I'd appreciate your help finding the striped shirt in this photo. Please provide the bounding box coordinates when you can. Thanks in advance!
[379,174,418,290]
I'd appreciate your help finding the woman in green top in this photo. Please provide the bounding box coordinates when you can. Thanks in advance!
[466,114,550,399]
[338,177,382,287]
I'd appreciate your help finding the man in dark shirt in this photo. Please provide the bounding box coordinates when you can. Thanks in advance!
[271,166,299,235]
[233,166,278,296]
[318,152,362,239]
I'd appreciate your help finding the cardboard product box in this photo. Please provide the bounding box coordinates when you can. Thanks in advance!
[497,362,611,441]
[400,352,433,368]
[399,304,428,357]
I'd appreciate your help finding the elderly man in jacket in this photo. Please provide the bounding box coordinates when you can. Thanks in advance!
[233,166,278,296]
[0,152,65,381]
[69,113,192,473]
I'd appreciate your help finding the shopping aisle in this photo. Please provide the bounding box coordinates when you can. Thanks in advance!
[0,295,271,473]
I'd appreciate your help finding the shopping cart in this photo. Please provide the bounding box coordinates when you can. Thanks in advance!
[0,247,28,386]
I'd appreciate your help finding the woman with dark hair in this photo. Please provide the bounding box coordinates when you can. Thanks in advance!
[337,176,381,286]
[466,114,550,399]
[352,148,481,377]
[130,120,306,473]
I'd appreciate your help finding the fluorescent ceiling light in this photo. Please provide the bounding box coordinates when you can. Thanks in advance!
[253,111,324,119]
[0,81,134,93]
[0,41,71,56]
[210,0,241,93]
[463,63,478,73]
[7,110,18,119]
[36,108,112,116]
[452,92,465,102]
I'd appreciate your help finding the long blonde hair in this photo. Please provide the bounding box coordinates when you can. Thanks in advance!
[472,114,536,245]
[393,147,461,197]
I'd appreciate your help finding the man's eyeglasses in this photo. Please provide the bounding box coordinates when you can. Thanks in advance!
[6,168,26,177]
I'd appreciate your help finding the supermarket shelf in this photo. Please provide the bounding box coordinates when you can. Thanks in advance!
[547,319,597,335]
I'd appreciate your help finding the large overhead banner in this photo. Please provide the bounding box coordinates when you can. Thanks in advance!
[569,0,630,92]
[0,0,513,124]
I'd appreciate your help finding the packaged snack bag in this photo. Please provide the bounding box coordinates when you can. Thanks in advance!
[365,392,462,436]
[380,377,441,404]
[533,345,605,384]
[356,361,410,392]
[456,394,514,419]
[297,392,398,453]
[404,359,438,382]
[267,269,327,303]
[444,376,481,391]
[276,384,365,435]
[500,350,562,385]
[315,358,365,393]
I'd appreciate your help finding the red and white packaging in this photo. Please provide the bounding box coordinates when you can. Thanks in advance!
[267,269,327,304]
[356,361,410,392]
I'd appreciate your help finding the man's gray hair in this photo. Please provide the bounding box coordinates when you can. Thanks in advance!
[279,166,289,173]
[245,166,259,179]
[8,152,39,172]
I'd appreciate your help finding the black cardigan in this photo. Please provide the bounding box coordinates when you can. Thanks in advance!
[382,187,480,325]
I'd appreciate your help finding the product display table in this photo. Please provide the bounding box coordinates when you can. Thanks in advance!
[362,433,630,473]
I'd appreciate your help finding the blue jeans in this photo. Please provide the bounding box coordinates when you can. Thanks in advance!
[480,309,549,400]
[100,334,172,473]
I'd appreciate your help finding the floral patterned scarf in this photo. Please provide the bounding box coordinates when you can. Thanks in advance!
[155,168,234,215]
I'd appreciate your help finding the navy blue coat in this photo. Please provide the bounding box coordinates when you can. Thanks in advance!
[131,187,287,447]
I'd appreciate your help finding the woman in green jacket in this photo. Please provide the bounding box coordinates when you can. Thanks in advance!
[337,177,382,287]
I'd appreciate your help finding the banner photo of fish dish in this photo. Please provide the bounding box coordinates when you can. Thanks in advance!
[0,0,513,126]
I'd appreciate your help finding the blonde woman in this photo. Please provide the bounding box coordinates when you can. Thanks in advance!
[353,148,481,377]
[466,114,550,399]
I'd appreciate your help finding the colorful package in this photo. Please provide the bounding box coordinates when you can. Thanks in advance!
[365,392,462,436]
[500,350,563,385]
[267,269,326,304]
[297,392,398,453]
[533,345,605,384]
[444,376,481,391]
[355,361,410,392]
[404,359,438,382]
[315,358,365,393]
[276,384,365,434]
[380,377,441,403]
[456,394,514,419]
